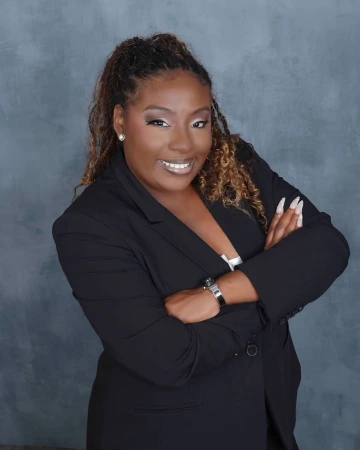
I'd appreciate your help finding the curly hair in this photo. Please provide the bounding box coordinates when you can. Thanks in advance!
[72,32,268,234]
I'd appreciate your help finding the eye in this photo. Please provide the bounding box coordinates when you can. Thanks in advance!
[146,119,210,128]
[192,120,209,129]
[146,120,169,127]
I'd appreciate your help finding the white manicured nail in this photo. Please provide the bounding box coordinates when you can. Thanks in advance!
[297,214,303,226]
[295,200,304,214]
[289,196,301,209]
[276,197,286,213]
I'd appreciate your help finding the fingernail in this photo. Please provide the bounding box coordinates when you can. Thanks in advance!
[297,213,303,226]
[295,200,303,214]
[289,196,301,209]
[276,197,286,213]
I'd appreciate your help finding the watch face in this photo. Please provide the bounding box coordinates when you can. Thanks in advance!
[203,277,215,287]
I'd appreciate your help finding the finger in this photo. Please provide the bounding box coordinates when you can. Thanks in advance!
[264,212,283,249]
[284,202,303,237]
[284,200,304,236]
[295,212,303,229]
[295,200,304,230]
[264,197,286,249]
[283,212,299,237]
[271,196,300,244]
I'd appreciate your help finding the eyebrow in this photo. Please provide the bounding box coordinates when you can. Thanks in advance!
[142,105,211,115]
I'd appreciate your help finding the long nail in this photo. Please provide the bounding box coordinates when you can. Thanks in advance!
[289,196,301,209]
[297,213,303,226]
[295,200,304,215]
[276,197,286,213]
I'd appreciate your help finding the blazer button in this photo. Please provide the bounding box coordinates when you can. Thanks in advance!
[279,317,286,325]
[246,344,258,356]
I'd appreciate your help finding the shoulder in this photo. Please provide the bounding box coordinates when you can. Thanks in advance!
[51,174,132,240]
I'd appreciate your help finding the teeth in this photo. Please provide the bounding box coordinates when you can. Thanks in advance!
[160,160,191,169]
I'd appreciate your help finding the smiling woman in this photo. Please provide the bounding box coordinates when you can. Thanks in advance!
[73,34,267,230]
[52,32,350,450]
[111,71,214,201]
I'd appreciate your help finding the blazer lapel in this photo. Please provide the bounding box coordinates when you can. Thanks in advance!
[110,148,231,276]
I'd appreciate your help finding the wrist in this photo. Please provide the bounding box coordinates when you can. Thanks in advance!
[217,269,260,305]
[200,286,221,316]
[201,277,227,309]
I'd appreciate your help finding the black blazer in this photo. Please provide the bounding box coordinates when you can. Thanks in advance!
[52,143,350,450]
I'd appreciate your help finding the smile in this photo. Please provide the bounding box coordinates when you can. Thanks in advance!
[159,160,192,168]
[158,159,195,175]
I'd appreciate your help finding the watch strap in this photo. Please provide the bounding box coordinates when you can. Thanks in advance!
[202,277,227,308]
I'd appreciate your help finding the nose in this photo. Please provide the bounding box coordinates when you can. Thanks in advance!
[167,125,192,154]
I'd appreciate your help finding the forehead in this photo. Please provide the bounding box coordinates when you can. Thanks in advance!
[132,71,211,109]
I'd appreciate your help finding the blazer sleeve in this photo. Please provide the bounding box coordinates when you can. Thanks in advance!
[236,149,350,326]
[52,212,267,389]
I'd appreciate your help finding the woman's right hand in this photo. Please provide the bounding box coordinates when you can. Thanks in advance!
[263,196,304,250]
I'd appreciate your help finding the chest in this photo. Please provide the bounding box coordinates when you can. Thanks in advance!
[125,195,266,299]
[166,197,240,261]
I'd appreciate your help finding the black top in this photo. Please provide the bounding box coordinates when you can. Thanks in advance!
[52,142,350,450]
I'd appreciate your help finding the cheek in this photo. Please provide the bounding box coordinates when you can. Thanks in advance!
[132,121,164,151]
[195,128,212,151]
[130,119,148,140]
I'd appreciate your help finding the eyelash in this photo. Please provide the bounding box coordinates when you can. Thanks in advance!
[146,120,209,128]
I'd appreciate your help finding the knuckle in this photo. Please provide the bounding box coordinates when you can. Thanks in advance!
[287,205,296,212]
[285,209,296,217]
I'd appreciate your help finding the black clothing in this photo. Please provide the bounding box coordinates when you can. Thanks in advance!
[52,143,350,449]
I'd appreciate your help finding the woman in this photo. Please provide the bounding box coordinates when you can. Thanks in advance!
[52,33,350,450]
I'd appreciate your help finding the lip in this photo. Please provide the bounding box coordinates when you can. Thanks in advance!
[159,158,195,164]
[158,158,195,175]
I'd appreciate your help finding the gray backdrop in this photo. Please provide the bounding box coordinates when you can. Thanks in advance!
[1,1,358,448]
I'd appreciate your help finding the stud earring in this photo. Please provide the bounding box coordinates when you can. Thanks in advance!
[118,133,125,141]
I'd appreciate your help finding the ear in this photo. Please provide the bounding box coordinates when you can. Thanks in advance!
[113,104,125,136]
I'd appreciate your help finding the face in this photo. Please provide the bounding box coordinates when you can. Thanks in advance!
[113,70,213,200]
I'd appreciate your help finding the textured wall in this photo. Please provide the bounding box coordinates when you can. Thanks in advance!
[0,0,358,448]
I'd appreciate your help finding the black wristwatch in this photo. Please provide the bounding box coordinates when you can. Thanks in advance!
[202,277,227,308]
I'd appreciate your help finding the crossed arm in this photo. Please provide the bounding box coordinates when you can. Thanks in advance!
[52,151,350,388]
[163,193,305,324]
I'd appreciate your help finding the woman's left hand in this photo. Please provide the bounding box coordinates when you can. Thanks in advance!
[163,287,220,324]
